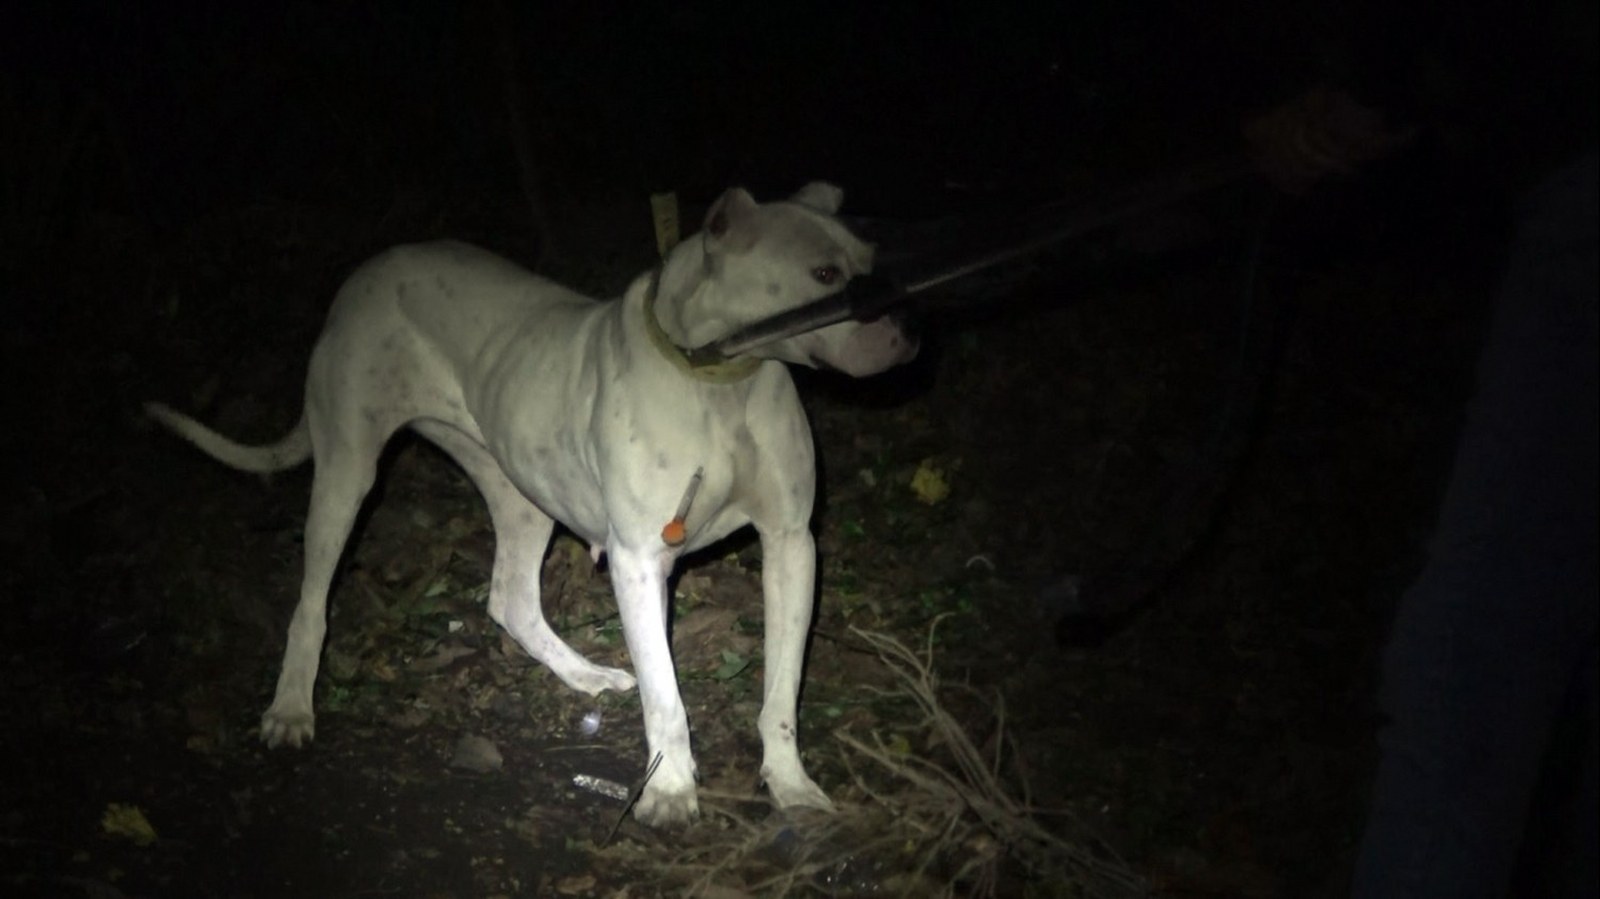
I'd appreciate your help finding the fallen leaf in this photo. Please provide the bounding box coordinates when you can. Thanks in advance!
[555,874,596,895]
[712,649,751,680]
[101,803,157,846]
[410,642,477,673]
[910,459,951,505]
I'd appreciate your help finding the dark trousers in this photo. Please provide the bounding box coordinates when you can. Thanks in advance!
[1352,154,1599,898]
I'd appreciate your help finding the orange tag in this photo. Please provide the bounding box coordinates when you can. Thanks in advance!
[661,518,687,547]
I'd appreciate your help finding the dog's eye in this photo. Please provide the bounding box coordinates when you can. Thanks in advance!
[811,265,842,286]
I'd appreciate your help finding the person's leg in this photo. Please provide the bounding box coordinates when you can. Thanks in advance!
[1352,154,1598,898]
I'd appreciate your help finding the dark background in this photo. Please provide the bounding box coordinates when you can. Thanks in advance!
[8,1,1593,244]
[2,1,1596,896]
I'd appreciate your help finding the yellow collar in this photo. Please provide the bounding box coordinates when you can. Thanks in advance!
[642,269,762,383]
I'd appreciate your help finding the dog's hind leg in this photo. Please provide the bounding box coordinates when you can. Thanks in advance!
[261,424,382,748]
[412,420,636,696]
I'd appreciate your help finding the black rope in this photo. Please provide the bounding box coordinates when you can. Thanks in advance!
[1051,185,1288,647]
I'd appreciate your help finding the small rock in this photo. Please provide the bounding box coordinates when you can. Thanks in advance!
[450,734,504,773]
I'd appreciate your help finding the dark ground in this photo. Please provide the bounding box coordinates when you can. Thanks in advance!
[2,2,1592,897]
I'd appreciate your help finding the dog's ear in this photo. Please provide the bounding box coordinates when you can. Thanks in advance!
[704,187,759,251]
[705,188,757,237]
[790,181,844,214]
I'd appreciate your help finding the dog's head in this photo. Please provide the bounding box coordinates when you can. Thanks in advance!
[685,183,918,378]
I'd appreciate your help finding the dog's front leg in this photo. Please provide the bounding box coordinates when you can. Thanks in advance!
[757,526,834,812]
[609,543,699,825]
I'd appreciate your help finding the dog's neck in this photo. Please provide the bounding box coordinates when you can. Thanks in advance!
[641,244,762,383]
[652,239,721,343]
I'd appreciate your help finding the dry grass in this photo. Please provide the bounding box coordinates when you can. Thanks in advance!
[597,618,1148,898]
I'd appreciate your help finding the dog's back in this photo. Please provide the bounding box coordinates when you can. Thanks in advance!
[306,241,610,443]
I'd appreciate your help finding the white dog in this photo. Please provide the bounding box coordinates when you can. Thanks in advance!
[146,183,918,826]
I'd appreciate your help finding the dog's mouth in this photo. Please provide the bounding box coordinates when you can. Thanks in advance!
[803,313,920,377]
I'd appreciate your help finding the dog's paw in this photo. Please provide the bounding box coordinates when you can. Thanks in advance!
[260,709,315,748]
[633,782,700,827]
[764,769,835,813]
[558,662,636,697]
[566,659,633,694]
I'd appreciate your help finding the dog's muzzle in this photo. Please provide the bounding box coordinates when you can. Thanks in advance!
[814,306,919,377]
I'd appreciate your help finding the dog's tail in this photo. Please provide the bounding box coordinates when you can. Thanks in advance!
[143,402,312,474]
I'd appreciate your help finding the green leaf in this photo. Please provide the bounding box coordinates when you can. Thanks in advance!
[712,649,750,680]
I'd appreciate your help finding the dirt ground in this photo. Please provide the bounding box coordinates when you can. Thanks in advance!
[0,154,1501,899]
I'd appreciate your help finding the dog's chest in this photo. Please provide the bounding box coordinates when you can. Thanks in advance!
[491,377,784,548]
